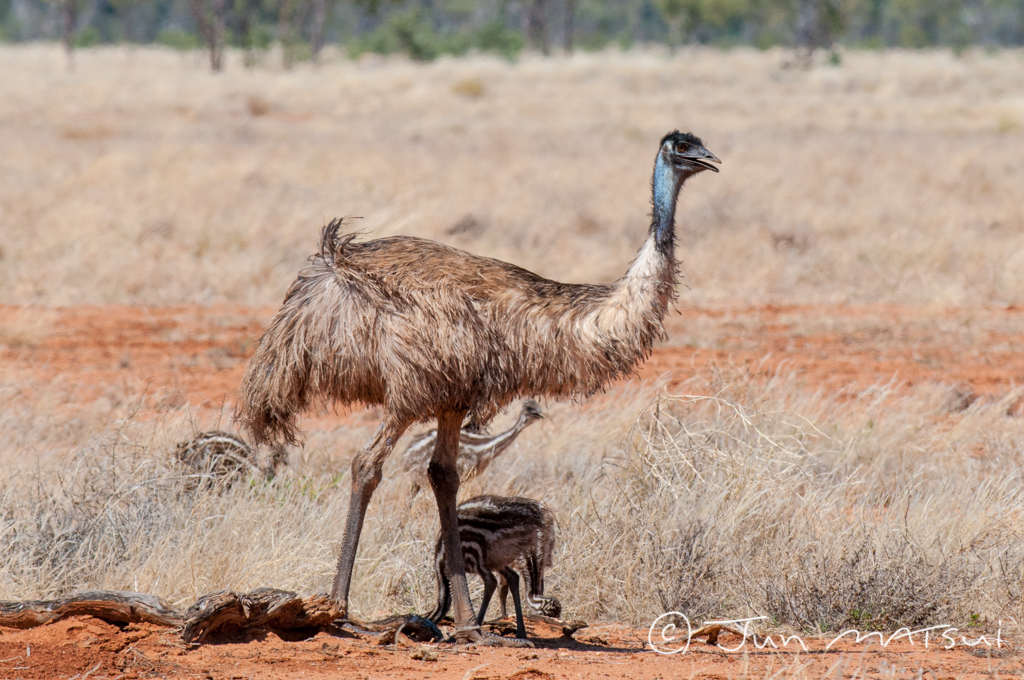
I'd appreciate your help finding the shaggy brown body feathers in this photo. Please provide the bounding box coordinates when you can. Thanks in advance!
[238,231,672,446]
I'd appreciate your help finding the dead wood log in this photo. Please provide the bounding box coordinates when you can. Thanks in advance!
[182,588,337,643]
[1,587,443,647]
[0,591,183,630]
[181,588,441,644]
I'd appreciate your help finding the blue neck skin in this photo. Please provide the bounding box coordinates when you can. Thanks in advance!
[650,151,686,255]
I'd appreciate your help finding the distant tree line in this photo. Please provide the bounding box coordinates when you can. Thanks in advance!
[2,0,1023,70]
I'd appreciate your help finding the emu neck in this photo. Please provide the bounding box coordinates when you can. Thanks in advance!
[481,413,530,454]
[650,154,685,255]
[587,153,686,354]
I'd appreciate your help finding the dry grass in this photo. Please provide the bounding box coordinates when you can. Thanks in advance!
[0,45,1022,307]
[2,45,1024,636]
[2,370,1023,633]
[0,307,54,349]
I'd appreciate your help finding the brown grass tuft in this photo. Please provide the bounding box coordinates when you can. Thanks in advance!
[451,77,485,98]
[59,125,113,141]
[247,95,272,117]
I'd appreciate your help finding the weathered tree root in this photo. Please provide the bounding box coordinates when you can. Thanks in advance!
[0,591,183,630]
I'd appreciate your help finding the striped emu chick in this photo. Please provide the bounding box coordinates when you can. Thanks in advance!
[401,400,543,496]
[175,430,288,489]
[428,495,560,640]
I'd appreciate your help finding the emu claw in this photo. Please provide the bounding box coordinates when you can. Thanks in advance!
[468,630,536,647]
[453,627,534,647]
[382,615,444,644]
[470,633,534,648]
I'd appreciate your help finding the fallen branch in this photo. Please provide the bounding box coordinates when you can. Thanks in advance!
[0,591,182,629]
[181,588,442,644]
[0,588,451,646]
[182,588,336,643]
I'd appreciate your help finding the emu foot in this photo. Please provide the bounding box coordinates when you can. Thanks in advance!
[454,627,534,647]
[375,616,444,644]
[475,634,534,648]
[343,614,443,644]
[453,625,484,645]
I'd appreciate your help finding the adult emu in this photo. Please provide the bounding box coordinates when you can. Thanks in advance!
[236,131,719,644]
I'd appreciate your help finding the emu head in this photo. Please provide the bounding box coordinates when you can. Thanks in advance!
[659,131,720,177]
[521,399,544,422]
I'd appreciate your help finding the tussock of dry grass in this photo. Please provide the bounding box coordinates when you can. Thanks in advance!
[2,371,1022,633]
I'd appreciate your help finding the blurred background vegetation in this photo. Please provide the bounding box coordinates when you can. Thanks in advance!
[1,0,1023,70]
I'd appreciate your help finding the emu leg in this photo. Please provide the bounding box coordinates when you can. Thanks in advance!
[330,416,408,612]
[428,410,481,642]
[429,413,530,647]
[428,555,452,625]
[501,567,527,639]
[476,569,498,628]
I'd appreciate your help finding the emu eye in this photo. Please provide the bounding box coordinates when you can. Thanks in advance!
[675,143,688,153]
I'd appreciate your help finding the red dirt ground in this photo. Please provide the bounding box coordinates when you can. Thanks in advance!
[0,614,1019,680]
[3,302,1024,678]
[3,303,1024,409]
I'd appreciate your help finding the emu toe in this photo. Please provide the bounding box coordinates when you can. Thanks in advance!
[452,627,534,647]
[471,633,535,648]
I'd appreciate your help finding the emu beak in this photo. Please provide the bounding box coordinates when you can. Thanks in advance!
[692,150,721,173]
